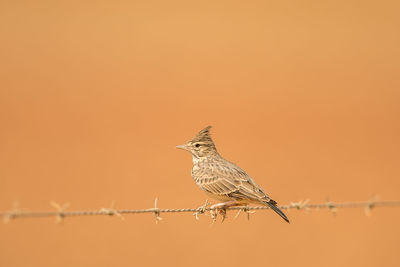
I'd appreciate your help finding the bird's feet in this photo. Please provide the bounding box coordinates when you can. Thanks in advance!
[210,201,241,223]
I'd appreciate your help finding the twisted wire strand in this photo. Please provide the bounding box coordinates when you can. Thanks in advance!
[1,200,399,222]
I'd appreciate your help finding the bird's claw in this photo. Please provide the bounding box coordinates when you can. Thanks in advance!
[210,206,227,224]
[219,208,227,223]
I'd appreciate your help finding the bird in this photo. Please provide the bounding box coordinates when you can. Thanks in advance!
[176,126,289,223]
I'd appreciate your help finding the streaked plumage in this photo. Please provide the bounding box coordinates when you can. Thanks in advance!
[176,126,289,223]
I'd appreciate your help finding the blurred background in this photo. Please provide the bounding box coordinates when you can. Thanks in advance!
[1,1,399,266]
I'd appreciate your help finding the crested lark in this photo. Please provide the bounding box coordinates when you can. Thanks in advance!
[176,126,289,223]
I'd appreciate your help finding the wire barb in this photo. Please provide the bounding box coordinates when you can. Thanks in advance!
[99,201,124,220]
[193,199,209,220]
[289,199,310,212]
[364,196,378,216]
[325,201,338,216]
[2,201,21,224]
[234,205,255,220]
[151,197,162,224]
[50,201,70,224]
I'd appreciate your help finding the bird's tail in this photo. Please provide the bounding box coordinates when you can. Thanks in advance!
[265,200,290,223]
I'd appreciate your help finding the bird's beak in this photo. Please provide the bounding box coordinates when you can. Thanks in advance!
[176,144,187,150]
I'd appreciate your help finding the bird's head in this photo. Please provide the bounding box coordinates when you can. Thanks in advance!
[176,126,219,159]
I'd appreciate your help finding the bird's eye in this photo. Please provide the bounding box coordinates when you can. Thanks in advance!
[195,143,200,148]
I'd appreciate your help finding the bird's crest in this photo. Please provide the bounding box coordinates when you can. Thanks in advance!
[191,126,214,144]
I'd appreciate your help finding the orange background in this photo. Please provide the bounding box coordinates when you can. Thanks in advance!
[1,1,399,266]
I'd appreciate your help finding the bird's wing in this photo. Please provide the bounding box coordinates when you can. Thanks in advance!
[193,160,271,202]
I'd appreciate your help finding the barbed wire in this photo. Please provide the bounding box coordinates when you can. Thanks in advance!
[1,198,399,224]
